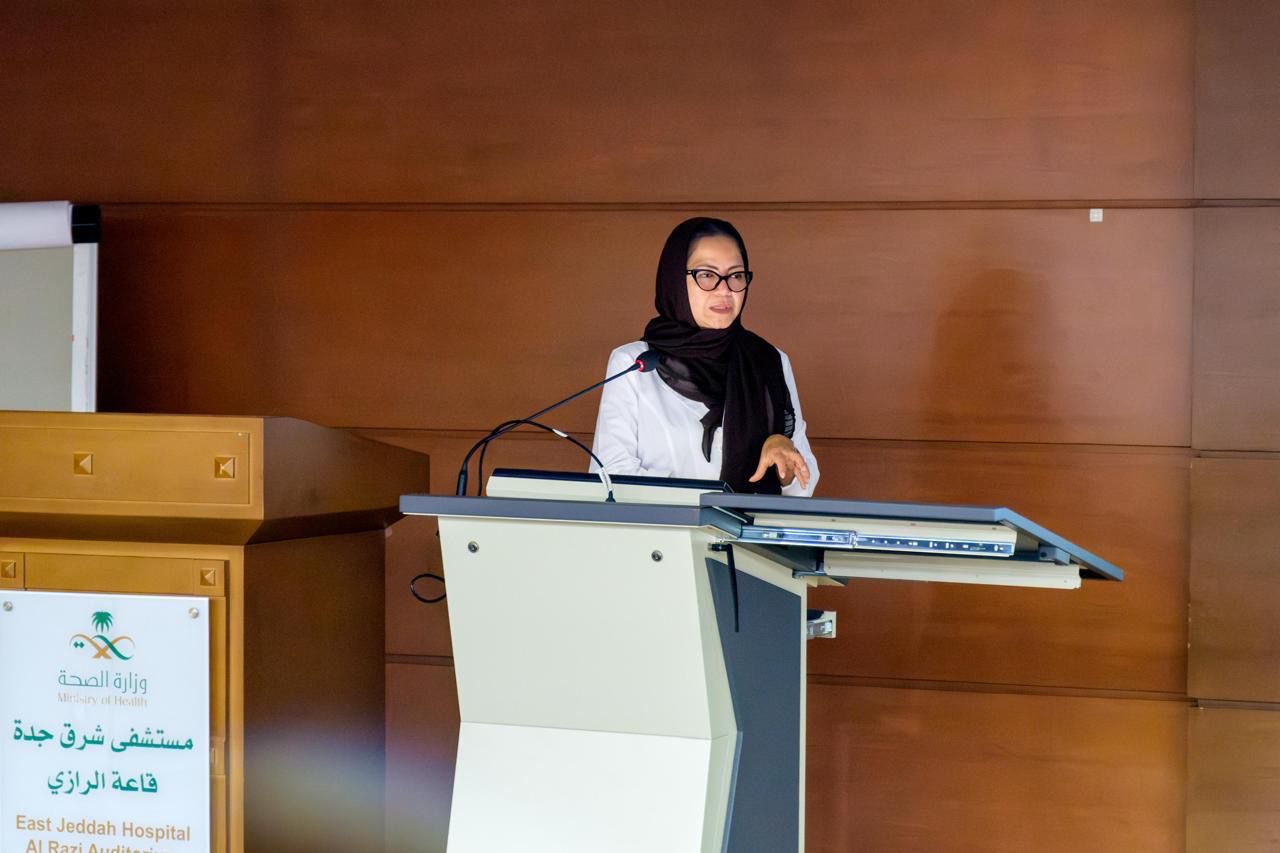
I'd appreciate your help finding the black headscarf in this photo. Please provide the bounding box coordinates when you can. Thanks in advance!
[642,217,795,494]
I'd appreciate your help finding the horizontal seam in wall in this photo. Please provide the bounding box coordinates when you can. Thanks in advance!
[387,653,454,667]
[384,656,1189,703]
[1192,449,1280,459]
[95,199,1242,213]
[355,427,1195,455]
[1192,698,1280,712]
[348,425,1187,450]
[808,673,1189,703]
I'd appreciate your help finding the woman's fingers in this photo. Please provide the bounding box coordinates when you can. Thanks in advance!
[749,436,810,490]
[795,454,811,488]
[775,453,795,485]
[750,448,782,484]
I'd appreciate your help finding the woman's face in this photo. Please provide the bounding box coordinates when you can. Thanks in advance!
[685,234,747,330]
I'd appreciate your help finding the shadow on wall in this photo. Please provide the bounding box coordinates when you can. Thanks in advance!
[919,257,1057,442]
[872,242,1060,663]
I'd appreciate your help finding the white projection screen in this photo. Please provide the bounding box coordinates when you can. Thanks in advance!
[0,202,99,412]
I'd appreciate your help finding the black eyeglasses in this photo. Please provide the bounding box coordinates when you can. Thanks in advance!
[687,268,753,292]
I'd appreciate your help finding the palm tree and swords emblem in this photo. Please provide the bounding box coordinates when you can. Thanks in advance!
[70,611,135,660]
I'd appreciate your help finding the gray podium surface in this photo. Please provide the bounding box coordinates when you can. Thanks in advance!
[400,476,1122,852]
[399,492,1123,581]
[701,493,1124,581]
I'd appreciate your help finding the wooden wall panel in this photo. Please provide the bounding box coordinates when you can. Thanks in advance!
[1187,707,1280,852]
[807,683,1185,852]
[1189,458,1280,701]
[806,441,1188,692]
[1195,0,1280,198]
[0,2,270,204]
[1192,208,1280,451]
[0,2,1192,204]
[98,207,1191,446]
[386,663,458,853]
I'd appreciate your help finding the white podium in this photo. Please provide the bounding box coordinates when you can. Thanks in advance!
[401,470,1121,853]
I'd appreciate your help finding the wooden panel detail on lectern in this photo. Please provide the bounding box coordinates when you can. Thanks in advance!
[260,417,429,523]
[0,551,25,589]
[1187,706,1280,851]
[0,413,428,545]
[0,413,260,518]
[25,553,227,597]
[0,422,252,505]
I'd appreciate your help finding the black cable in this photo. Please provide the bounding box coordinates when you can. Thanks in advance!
[474,419,612,500]
[475,418,522,490]
[456,356,652,496]
[476,418,589,489]
[409,572,446,604]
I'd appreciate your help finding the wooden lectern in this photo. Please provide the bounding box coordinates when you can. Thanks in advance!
[0,413,429,853]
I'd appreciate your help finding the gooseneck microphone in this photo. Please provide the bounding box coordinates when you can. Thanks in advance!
[455,350,661,498]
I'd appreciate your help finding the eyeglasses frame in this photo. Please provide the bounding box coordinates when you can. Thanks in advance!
[686,268,754,292]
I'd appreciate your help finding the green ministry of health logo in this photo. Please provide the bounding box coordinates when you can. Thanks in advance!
[69,611,136,660]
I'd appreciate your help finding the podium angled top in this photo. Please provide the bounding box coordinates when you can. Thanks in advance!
[0,412,429,544]
[402,469,1123,585]
[702,493,1123,582]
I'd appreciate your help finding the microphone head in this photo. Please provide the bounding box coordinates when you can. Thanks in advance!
[635,350,662,373]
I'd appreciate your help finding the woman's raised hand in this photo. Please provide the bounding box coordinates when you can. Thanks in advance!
[749,434,811,490]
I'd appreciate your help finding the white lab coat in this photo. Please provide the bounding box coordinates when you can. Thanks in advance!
[590,341,820,496]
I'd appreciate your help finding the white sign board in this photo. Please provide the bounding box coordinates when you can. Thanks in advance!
[0,591,210,853]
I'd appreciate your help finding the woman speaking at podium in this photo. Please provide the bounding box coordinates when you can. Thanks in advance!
[591,217,820,496]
